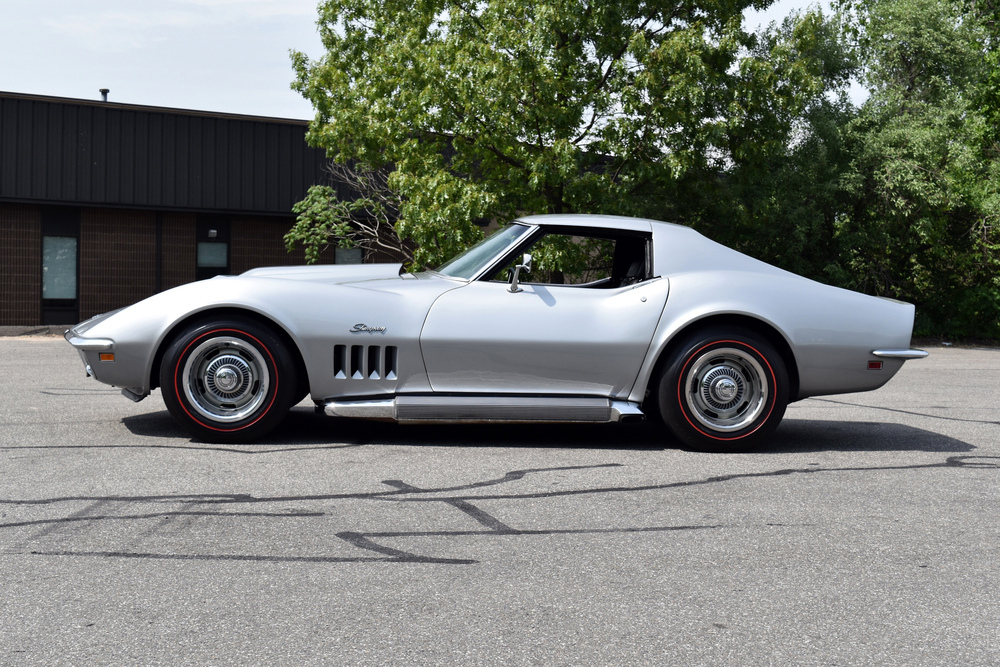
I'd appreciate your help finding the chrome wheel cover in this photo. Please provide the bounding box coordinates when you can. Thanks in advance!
[182,336,270,423]
[684,346,768,433]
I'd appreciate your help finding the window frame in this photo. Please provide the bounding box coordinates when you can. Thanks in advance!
[478,225,653,289]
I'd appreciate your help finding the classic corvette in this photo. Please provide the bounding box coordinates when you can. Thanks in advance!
[65,214,927,451]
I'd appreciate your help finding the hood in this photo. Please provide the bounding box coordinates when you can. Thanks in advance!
[240,263,406,284]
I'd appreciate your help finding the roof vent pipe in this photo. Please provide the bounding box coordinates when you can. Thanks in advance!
[100,88,109,102]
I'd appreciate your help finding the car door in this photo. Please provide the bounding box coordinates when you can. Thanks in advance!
[419,272,669,397]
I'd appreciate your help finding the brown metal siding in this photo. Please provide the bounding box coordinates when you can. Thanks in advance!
[0,93,369,326]
[0,94,330,215]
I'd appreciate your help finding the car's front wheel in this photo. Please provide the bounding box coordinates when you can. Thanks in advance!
[160,318,297,443]
[658,328,788,452]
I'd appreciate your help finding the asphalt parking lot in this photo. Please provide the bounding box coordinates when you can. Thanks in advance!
[1,336,998,665]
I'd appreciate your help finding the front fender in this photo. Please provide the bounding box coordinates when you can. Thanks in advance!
[69,273,461,400]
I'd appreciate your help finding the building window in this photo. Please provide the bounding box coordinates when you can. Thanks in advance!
[196,215,230,280]
[42,236,78,300]
[197,242,228,269]
[41,207,80,325]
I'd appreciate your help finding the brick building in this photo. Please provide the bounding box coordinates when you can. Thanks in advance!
[0,91,348,327]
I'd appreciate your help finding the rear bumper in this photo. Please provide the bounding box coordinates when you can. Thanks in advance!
[872,349,929,360]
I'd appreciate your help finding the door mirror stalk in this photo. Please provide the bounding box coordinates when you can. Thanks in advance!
[508,253,532,293]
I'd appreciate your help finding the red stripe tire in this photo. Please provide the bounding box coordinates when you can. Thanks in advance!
[159,318,298,443]
[658,327,788,452]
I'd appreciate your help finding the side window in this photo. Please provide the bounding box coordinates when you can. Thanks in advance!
[488,230,649,288]
[530,234,615,285]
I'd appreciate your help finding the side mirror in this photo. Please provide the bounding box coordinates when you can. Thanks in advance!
[508,253,532,293]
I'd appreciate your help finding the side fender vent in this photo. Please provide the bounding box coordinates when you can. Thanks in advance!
[334,344,398,381]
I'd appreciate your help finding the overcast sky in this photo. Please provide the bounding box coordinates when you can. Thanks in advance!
[0,0,818,121]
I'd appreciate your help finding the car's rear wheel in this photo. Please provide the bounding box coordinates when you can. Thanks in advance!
[160,318,297,443]
[658,327,788,452]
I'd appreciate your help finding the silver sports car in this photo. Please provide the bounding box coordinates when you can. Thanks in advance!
[66,214,927,451]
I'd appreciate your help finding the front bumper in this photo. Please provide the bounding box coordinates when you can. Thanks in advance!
[64,328,147,402]
[64,329,113,378]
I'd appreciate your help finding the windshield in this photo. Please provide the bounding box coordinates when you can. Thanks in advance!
[434,223,534,279]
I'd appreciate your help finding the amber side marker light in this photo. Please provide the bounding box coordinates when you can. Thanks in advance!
[868,360,883,370]
[99,353,115,362]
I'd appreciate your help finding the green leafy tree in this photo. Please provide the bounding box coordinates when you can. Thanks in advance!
[286,162,413,263]
[968,0,1000,147]
[289,0,832,268]
[835,0,1000,337]
[692,10,859,282]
